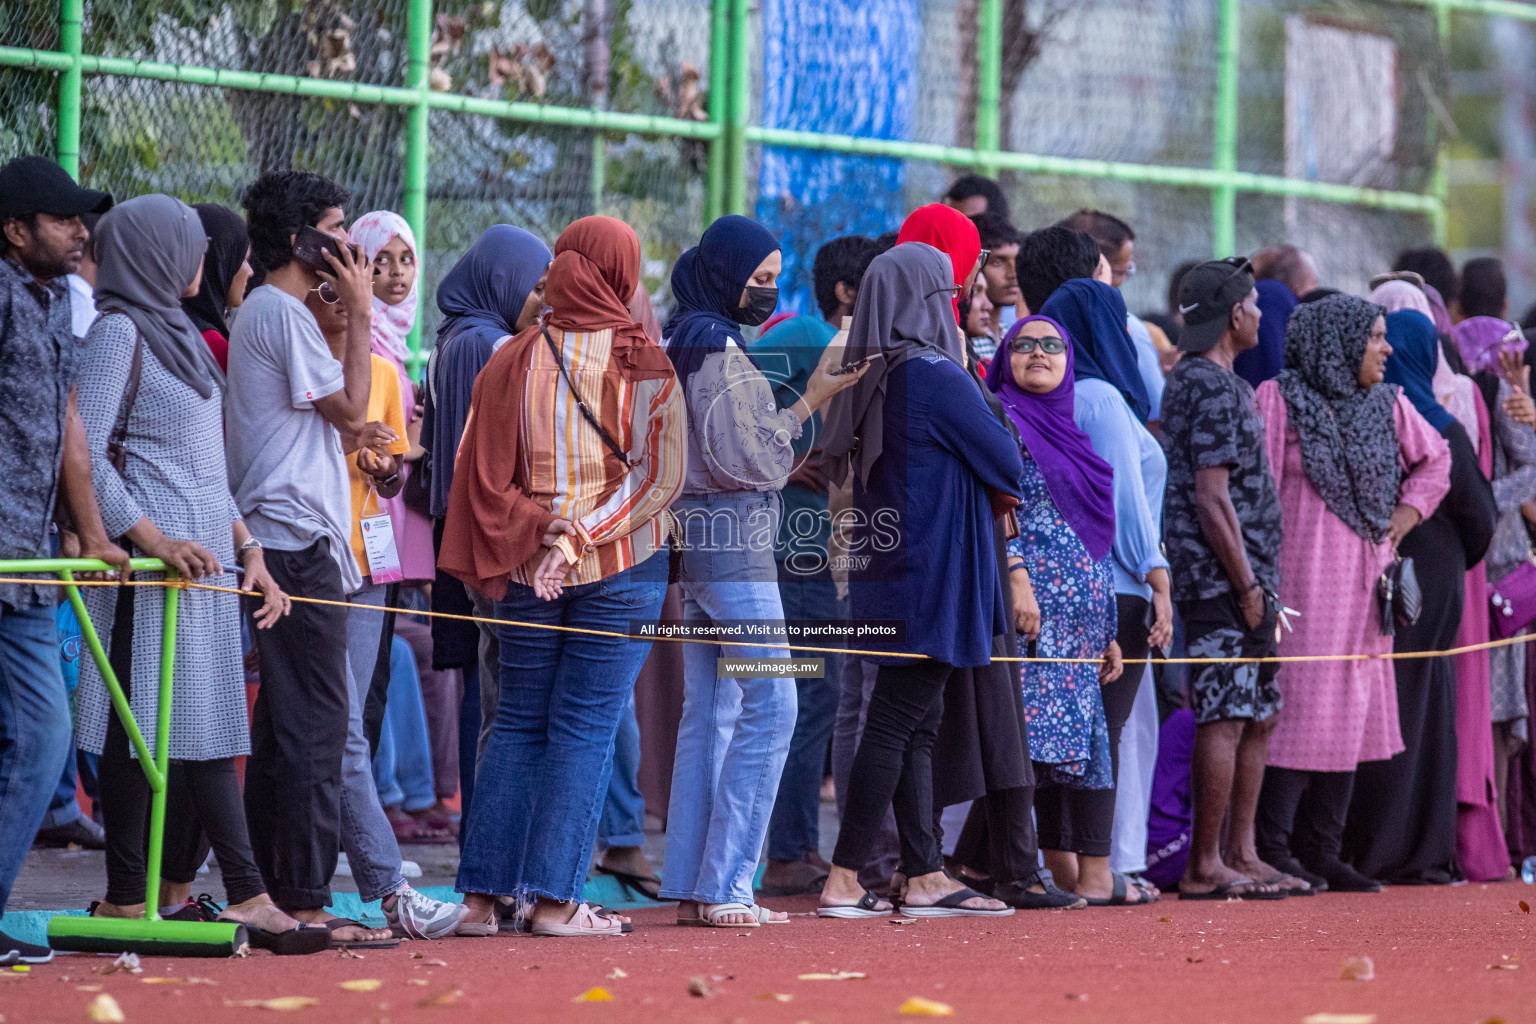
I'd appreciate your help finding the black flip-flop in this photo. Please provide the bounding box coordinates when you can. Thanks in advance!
[1082,873,1158,907]
[816,891,893,919]
[902,886,1015,918]
[239,922,331,956]
[1179,880,1288,901]
[322,916,401,948]
[593,864,663,902]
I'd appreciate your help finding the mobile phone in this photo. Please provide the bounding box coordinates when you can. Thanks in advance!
[830,353,884,376]
[292,225,366,276]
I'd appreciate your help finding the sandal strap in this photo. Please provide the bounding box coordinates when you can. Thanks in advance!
[932,886,989,910]
[856,891,884,911]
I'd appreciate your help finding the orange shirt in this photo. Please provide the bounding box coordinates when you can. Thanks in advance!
[349,355,411,576]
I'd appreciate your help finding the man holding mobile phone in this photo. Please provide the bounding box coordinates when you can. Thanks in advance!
[226,170,397,946]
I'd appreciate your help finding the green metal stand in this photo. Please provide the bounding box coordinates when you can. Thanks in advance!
[0,559,247,957]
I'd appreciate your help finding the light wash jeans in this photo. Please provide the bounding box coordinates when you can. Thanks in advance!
[0,600,73,918]
[661,491,797,906]
[342,583,406,903]
[373,635,437,813]
[457,551,667,902]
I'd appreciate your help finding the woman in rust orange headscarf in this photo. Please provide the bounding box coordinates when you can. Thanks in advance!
[442,215,686,938]
[898,203,985,326]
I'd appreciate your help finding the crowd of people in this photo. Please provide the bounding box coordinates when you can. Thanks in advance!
[3,153,1536,960]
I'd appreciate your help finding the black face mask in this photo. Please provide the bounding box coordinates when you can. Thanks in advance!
[738,285,778,327]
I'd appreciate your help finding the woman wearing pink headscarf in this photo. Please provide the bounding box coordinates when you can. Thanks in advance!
[349,211,436,583]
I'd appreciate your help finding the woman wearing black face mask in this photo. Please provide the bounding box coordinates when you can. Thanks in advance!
[659,214,868,927]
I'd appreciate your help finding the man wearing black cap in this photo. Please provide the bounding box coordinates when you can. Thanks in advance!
[1159,258,1296,901]
[0,155,127,963]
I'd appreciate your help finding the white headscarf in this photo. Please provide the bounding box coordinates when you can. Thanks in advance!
[348,210,418,368]
[1371,278,1482,451]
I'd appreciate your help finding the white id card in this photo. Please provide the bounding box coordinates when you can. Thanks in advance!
[360,494,403,583]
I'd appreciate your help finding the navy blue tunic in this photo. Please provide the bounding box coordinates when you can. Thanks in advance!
[850,354,1025,667]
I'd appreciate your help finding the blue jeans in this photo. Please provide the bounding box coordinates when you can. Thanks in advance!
[373,635,437,813]
[342,583,405,903]
[598,696,645,849]
[661,492,797,905]
[0,600,74,918]
[457,551,667,902]
[766,561,840,862]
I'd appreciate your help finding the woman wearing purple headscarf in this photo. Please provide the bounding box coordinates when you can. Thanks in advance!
[987,315,1144,904]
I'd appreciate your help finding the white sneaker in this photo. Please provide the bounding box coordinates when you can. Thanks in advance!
[382,885,462,940]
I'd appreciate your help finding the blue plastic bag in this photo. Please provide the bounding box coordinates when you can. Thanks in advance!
[55,599,83,692]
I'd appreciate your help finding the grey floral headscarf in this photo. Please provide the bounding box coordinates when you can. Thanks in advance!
[1275,294,1400,542]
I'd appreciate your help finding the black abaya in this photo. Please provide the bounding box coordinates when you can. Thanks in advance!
[1344,423,1494,883]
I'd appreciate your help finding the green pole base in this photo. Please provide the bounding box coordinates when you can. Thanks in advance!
[48,916,249,958]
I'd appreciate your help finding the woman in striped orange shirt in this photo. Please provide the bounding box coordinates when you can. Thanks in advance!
[440,216,686,938]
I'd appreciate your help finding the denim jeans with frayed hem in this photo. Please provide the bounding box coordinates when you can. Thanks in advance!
[0,600,73,918]
[457,551,667,903]
[661,492,797,906]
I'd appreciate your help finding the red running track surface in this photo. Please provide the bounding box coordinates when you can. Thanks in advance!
[3,884,1532,1023]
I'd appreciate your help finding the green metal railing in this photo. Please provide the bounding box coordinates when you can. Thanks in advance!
[6,0,1536,365]
[0,558,179,918]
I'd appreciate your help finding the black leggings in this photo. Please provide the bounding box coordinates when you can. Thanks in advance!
[98,582,266,907]
[1256,766,1355,871]
[951,784,1040,884]
[1034,594,1149,857]
[833,660,951,879]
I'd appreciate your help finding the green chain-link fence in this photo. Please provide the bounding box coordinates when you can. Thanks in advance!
[3,0,1534,363]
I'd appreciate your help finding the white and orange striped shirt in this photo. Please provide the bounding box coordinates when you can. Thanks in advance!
[509,326,687,587]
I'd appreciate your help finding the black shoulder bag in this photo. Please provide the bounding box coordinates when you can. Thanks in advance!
[541,326,632,469]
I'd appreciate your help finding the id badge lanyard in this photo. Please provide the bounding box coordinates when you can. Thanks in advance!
[360,483,404,584]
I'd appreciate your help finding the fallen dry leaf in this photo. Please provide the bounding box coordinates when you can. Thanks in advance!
[76,986,103,993]
[186,979,217,986]
[1338,955,1374,981]
[1520,900,1530,914]
[1186,957,1204,964]
[573,987,613,1003]
[417,989,462,1007]
[1157,916,1173,923]
[898,996,955,1016]
[890,918,917,926]
[606,968,627,980]
[687,976,713,998]
[1302,1015,1377,1024]
[757,993,793,1002]
[141,978,181,985]
[415,958,449,968]
[88,994,127,1023]
[406,979,428,987]
[1066,993,1088,1001]
[338,980,382,992]
[102,953,142,976]
[337,949,364,960]
[1488,964,1519,971]
[797,971,868,981]
[222,997,320,1011]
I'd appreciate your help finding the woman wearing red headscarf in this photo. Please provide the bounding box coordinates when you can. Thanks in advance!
[898,203,985,326]
[442,216,687,937]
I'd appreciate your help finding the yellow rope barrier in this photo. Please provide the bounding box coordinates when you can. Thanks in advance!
[11,573,1531,667]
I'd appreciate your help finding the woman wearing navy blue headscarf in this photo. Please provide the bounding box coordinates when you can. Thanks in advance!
[660,215,868,928]
[1039,280,1173,880]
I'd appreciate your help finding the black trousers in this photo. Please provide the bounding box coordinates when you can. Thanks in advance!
[1255,766,1356,870]
[98,581,265,907]
[1035,594,1148,857]
[833,660,951,879]
[951,784,1040,884]
[243,540,350,911]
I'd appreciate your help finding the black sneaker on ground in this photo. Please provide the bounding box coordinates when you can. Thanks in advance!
[0,929,55,964]
[33,815,107,850]
[1264,853,1329,893]
[164,894,225,923]
[1307,856,1382,894]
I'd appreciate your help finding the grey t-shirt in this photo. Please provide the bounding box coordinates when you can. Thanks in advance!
[226,285,362,593]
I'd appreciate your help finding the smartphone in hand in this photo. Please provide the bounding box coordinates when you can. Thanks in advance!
[292,225,372,276]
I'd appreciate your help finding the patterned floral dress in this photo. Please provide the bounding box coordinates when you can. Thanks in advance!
[1007,453,1117,788]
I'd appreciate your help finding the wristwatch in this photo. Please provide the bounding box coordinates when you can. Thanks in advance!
[379,471,401,488]
[238,536,263,563]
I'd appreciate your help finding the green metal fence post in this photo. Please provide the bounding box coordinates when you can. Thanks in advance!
[403,0,432,375]
[975,0,1003,175]
[142,583,179,922]
[725,0,750,216]
[1211,0,1240,256]
[1430,0,1452,246]
[706,0,729,224]
[57,0,83,177]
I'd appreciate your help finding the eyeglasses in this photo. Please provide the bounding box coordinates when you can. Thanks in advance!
[1009,334,1067,355]
[975,249,991,273]
[1114,259,1137,280]
[925,285,965,301]
[309,282,340,304]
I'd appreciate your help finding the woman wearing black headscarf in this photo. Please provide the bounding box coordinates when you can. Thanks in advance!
[1343,311,1495,884]
[180,203,252,373]
[818,242,1022,920]
[659,215,867,928]
[1254,295,1452,894]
